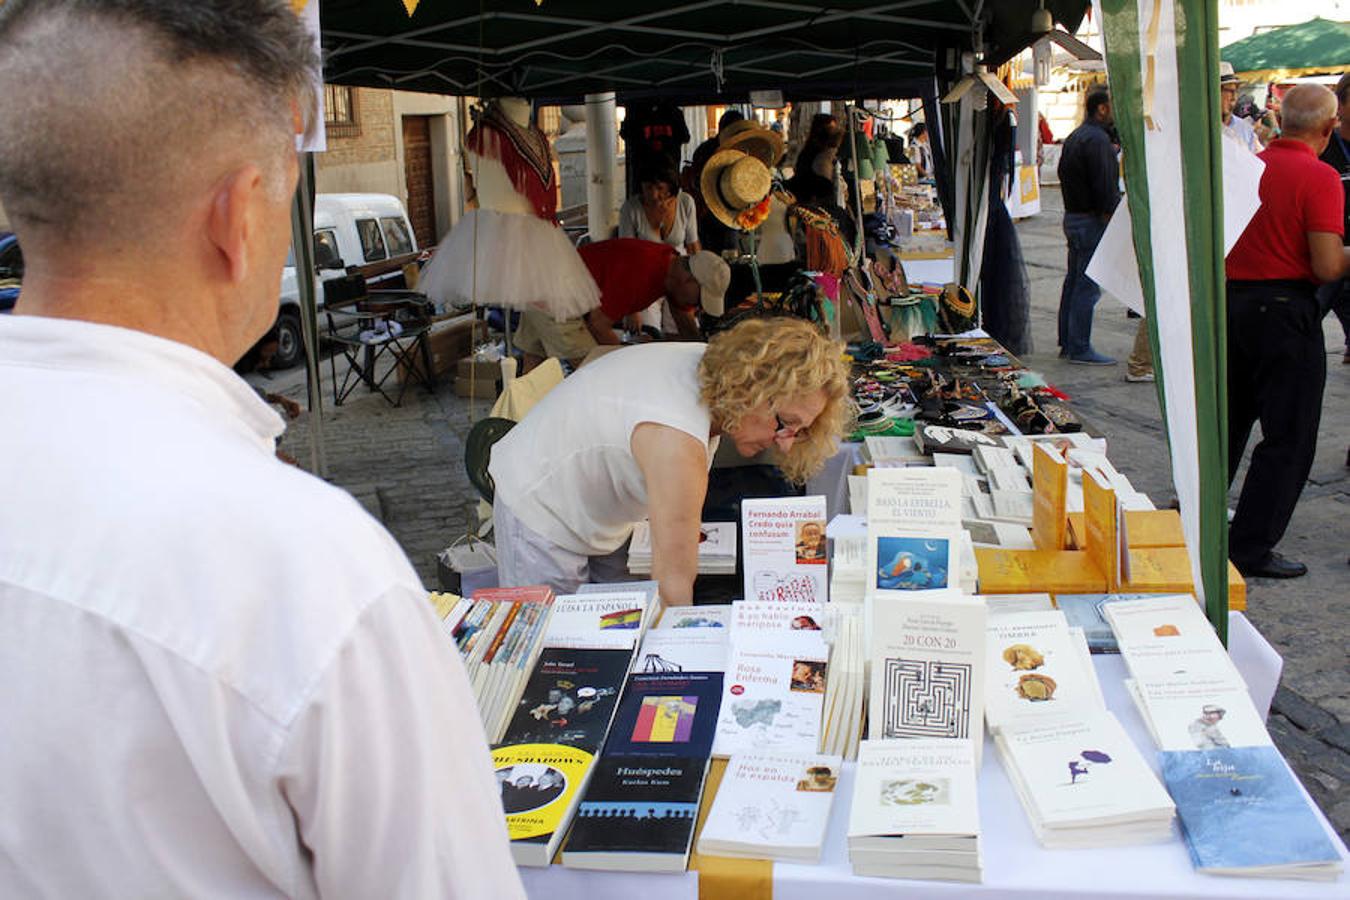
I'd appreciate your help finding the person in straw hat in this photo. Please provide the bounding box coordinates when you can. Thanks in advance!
[1220,61,1262,154]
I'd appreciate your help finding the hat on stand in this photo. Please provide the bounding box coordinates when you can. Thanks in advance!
[717,119,786,166]
[700,147,774,230]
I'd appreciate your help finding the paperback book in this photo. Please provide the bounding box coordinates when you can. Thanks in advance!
[848,738,982,882]
[868,593,987,759]
[1161,746,1342,880]
[741,495,829,603]
[712,631,830,757]
[1052,592,1154,652]
[629,521,737,575]
[658,605,730,629]
[562,671,723,872]
[984,610,1106,733]
[698,751,844,862]
[635,628,729,675]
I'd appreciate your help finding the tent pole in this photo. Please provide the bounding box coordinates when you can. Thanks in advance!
[291,152,327,479]
[585,91,619,242]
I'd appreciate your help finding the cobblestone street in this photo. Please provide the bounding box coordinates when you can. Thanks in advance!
[255,185,1349,840]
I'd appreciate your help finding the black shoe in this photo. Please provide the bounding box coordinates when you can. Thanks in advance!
[1234,552,1307,579]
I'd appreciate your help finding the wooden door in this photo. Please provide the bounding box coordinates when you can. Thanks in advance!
[402,115,436,249]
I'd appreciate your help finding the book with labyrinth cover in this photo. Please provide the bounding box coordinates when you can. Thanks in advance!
[742,496,830,603]
[868,594,987,763]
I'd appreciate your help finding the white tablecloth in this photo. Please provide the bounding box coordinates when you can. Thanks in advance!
[519,614,1346,899]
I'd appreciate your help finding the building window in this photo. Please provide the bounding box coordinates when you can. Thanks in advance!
[324,84,360,139]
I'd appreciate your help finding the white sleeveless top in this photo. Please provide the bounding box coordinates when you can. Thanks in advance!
[489,343,718,555]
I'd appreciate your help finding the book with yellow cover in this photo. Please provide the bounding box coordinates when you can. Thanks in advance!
[974,548,1107,595]
[1081,468,1121,591]
[1031,443,1068,551]
[1121,547,1195,594]
[1067,509,1186,550]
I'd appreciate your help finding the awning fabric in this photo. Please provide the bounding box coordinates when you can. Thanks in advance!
[1220,17,1350,79]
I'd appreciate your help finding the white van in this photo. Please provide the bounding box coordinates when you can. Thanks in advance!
[269,193,421,368]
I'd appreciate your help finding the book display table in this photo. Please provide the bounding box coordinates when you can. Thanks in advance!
[518,614,1348,899]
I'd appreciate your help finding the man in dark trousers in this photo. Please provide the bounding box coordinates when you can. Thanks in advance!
[1056,88,1120,365]
[1317,72,1350,366]
[1225,84,1347,579]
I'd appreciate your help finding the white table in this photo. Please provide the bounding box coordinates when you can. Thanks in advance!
[519,614,1347,899]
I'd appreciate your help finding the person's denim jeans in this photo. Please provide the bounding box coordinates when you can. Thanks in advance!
[1058,212,1108,357]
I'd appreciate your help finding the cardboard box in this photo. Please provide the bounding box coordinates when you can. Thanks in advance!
[457,358,501,382]
[398,317,487,384]
[454,375,500,399]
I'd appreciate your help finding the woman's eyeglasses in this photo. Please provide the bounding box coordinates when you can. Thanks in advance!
[774,414,809,441]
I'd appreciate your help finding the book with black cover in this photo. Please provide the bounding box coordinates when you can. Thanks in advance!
[562,671,723,871]
[499,647,634,749]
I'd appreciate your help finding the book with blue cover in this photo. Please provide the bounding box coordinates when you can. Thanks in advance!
[1052,593,1153,652]
[1161,746,1343,880]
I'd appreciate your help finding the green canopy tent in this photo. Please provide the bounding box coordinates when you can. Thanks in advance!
[1220,17,1350,81]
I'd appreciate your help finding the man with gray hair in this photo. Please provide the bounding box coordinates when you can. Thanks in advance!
[0,2,523,897]
[1224,83,1347,580]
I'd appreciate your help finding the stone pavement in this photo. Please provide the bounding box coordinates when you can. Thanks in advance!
[252,185,1348,840]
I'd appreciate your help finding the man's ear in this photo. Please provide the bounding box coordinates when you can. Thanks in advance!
[206,165,266,284]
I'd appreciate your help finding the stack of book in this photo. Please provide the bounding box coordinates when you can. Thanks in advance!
[994,710,1175,848]
[820,602,864,759]
[848,738,982,882]
[861,434,927,467]
[490,589,652,866]
[983,609,1106,736]
[697,751,844,862]
[712,600,831,757]
[1105,596,1342,880]
[1108,594,1271,752]
[426,585,556,743]
[627,521,737,575]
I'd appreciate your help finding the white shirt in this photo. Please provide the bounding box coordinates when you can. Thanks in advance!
[1223,115,1263,154]
[618,191,699,250]
[0,316,523,899]
[489,343,717,556]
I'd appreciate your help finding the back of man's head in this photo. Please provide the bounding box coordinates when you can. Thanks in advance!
[718,109,745,131]
[0,0,314,260]
[1279,83,1336,138]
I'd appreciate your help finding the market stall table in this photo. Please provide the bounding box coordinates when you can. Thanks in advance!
[518,614,1347,899]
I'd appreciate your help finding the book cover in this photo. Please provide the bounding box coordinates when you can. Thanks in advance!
[973,547,1108,595]
[848,738,979,839]
[1161,746,1341,874]
[866,467,963,529]
[1081,467,1119,590]
[657,605,730,629]
[1137,680,1273,752]
[963,519,1035,550]
[730,599,829,636]
[868,594,987,746]
[605,671,723,758]
[741,495,829,604]
[1031,443,1069,551]
[998,712,1173,827]
[563,755,708,862]
[499,647,633,749]
[636,629,729,674]
[984,611,1105,731]
[1052,593,1155,652]
[492,742,596,848]
[699,752,843,858]
[544,592,651,648]
[713,633,830,757]
[866,529,960,595]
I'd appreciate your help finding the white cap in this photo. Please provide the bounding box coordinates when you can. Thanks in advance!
[687,250,732,316]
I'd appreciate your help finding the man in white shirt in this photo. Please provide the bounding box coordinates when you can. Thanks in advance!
[0,2,522,897]
[1220,62,1263,154]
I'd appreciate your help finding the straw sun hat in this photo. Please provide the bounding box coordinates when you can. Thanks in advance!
[716,119,786,166]
[700,148,773,230]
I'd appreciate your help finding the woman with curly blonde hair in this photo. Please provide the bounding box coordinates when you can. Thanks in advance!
[490,316,851,606]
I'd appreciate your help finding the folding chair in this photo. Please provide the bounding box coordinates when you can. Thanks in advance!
[323,274,437,407]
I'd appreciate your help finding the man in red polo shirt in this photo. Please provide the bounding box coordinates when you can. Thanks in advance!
[1224,84,1347,579]
[515,238,730,370]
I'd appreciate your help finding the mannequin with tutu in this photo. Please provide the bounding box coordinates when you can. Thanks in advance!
[418,97,599,320]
